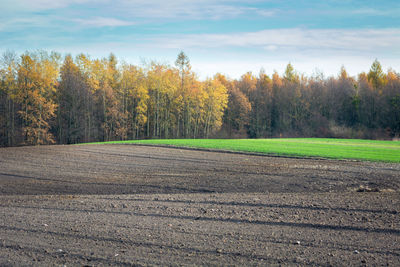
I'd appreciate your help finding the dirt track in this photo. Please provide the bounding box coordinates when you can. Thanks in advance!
[0,144,399,266]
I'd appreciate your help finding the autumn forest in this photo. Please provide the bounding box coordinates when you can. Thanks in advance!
[0,51,399,147]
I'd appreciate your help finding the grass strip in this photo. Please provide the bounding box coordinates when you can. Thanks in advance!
[82,138,400,163]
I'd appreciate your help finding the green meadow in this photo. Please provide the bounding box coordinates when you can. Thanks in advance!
[87,138,400,163]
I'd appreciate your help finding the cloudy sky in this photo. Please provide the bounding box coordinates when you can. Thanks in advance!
[1,0,399,79]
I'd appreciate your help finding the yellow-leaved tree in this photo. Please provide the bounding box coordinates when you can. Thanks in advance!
[202,76,228,137]
[17,52,59,145]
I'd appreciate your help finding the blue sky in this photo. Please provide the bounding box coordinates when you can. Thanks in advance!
[1,0,399,79]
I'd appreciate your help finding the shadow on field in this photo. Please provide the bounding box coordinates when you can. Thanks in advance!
[2,204,399,236]
[0,241,132,266]
[2,224,398,261]
[76,149,215,164]
[0,172,216,195]
[0,225,289,265]
[98,197,399,215]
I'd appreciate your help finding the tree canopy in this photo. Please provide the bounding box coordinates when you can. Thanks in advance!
[1,51,399,147]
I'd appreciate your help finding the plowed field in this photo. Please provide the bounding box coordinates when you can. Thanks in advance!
[1,144,399,266]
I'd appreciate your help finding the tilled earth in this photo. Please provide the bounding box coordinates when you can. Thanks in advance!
[0,144,399,266]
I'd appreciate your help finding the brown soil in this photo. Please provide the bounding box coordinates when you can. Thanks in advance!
[0,144,399,266]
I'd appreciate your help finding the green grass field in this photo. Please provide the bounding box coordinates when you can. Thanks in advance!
[86,138,400,163]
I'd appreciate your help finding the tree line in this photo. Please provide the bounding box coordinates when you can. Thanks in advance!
[0,50,399,147]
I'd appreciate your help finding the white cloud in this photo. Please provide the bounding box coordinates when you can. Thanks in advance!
[74,17,135,27]
[265,45,278,51]
[256,9,276,17]
[2,0,95,10]
[351,8,400,16]
[4,0,275,20]
[118,2,274,20]
[0,16,57,31]
[151,28,400,55]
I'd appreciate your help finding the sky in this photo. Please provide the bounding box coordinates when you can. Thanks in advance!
[1,0,399,79]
